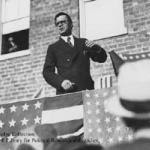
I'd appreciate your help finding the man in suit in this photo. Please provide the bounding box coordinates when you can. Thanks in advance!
[43,12,107,95]
[104,59,150,150]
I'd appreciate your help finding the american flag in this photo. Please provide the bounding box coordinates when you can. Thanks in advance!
[83,87,134,147]
[122,51,150,62]
[0,87,134,149]
[0,99,43,140]
[0,92,83,149]
[109,50,150,77]
[0,98,44,150]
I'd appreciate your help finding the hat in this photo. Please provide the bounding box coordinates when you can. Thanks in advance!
[35,124,57,140]
[35,124,57,149]
[105,59,150,118]
[13,125,44,150]
[16,144,36,150]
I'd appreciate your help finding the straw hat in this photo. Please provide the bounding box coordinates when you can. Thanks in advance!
[105,59,150,119]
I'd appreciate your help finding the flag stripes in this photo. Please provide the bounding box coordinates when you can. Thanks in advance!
[41,105,83,124]
[43,92,83,110]
[42,91,84,137]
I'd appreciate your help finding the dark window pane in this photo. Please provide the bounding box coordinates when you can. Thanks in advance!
[1,29,29,54]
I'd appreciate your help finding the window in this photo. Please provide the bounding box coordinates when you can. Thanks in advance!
[1,0,30,55]
[2,29,29,54]
[79,0,127,40]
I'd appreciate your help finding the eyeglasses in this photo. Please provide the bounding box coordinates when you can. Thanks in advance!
[55,20,68,26]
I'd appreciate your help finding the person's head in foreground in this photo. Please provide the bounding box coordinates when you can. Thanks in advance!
[105,59,150,132]
[16,144,36,150]
[72,144,103,150]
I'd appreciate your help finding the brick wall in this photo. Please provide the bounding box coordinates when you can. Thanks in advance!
[0,0,150,102]
[92,0,150,85]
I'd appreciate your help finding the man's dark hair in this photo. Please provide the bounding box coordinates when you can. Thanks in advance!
[122,117,150,132]
[54,12,72,26]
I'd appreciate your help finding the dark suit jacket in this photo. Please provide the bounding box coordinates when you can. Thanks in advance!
[43,36,107,94]
[105,138,150,150]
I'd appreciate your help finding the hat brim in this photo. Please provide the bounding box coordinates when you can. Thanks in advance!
[104,94,150,119]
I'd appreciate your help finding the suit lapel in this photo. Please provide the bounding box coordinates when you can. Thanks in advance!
[58,37,81,61]
[73,36,82,53]
[70,37,82,62]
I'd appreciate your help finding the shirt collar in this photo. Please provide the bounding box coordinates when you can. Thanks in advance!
[61,35,74,46]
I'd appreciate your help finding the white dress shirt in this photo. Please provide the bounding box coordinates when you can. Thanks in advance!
[61,35,74,46]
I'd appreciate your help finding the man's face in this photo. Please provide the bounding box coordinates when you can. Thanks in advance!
[55,15,72,36]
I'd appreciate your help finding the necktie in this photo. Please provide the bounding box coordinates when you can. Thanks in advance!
[67,37,73,47]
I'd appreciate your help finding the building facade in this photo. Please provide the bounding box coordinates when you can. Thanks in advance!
[0,0,150,102]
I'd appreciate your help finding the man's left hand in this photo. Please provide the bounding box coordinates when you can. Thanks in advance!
[85,40,95,48]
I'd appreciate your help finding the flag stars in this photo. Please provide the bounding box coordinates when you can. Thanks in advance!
[0,107,5,114]
[34,116,41,124]
[7,134,14,142]
[86,102,91,106]
[115,117,120,122]
[94,93,99,98]
[105,117,111,124]
[116,126,121,132]
[88,128,93,133]
[87,110,92,115]
[95,101,100,106]
[112,89,116,94]
[104,108,109,113]
[141,54,146,58]
[96,118,101,123]
[21,118,28,126]
[108,137,113,143]
[10,105,17,113]
[103,92,108,97]
[96,109,100,114]
[0,120,4,128]
[34,101,42,109]
[88,119,92,124]
[22,103,29,111]
[85,93,90,98]
[118,136,123,142]
[129,56,133,60]
[97,128,102,133]
[135,55,140,59]
[127,135,133,141]
[9,119,16,127]
[107,127,112,133]
[123,56,127,60]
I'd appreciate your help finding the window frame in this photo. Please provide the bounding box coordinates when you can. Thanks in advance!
[0,0,30,59]
[1,0,30,23]
[0,50,31,61]
[79,0,127,40]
